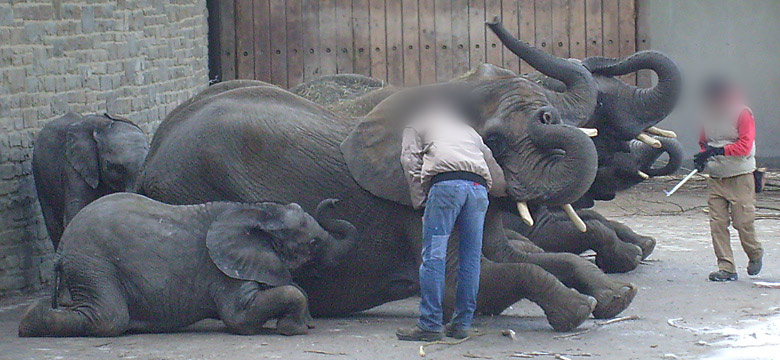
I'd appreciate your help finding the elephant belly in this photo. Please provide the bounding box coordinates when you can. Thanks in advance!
[122,273,220,330]
[299,247,421,316]
[301,273,418,317]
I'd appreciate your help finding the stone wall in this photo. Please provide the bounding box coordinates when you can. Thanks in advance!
[0,0,209,296]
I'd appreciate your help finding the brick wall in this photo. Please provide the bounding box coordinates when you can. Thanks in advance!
[0,0,209,296]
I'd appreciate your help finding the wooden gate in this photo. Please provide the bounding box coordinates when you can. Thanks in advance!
[209,0,638,88]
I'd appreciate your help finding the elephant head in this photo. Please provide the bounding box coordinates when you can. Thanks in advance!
[341,19,600,230]
[571,52,683,206]
[581,51,681,143]
[517,50,681,146]
[486,19,682,210]
[206,199,357,286]
[576,134,683,207]
[65,113,149,192]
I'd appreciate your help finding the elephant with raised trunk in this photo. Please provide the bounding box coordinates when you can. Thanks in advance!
[485,19,682,272]
[32,112,149,249]
[138,22,637,332]
[18,194,356,337]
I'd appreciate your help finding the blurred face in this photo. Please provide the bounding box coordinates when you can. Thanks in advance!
[703,80,742,112]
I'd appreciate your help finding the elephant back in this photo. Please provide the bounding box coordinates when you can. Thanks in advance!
[152,80,279,152]
[138,84,354,206]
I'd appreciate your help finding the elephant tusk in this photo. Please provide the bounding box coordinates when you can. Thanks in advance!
[516,202,534,227]
[636,133,662,149]
[637,170,650,179]
[562,204,587,232]
[578,128,598,137]
[645,126,677,138]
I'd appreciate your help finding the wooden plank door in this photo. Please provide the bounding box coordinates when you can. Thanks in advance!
[210,0,638,88]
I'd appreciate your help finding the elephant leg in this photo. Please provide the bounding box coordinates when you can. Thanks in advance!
[576,209,654,261]
[607,219,656,260]
[523,252,636,319]
[529,212,642,273]
[216,281,310,336]
[483,208,637,319]
[444,259,596,332]
[18,261,130,337]
[587,221,643,274]
[504,229,545,253]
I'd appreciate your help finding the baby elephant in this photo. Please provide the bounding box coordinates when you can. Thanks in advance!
[18,193,356,337]
[33,112,149,249]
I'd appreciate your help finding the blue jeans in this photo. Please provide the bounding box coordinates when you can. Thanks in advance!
[417,179,489,332]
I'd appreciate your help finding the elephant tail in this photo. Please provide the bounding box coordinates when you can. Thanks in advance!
[50,255,62,309]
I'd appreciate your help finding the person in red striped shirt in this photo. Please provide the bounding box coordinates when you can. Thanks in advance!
[694,76,762,282]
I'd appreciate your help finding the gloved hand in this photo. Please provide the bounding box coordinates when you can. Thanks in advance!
[693,145,725,171]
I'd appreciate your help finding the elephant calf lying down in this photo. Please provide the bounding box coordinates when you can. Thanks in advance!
[18,193,356,337]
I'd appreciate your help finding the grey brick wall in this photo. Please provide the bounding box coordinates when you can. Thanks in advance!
[0,0,209,296]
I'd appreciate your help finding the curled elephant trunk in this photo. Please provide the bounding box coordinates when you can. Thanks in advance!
[583,51,682,135]
[630,135,683,177]
[486,17,598,124]
[314,199,357,267]
[517,107,599,206]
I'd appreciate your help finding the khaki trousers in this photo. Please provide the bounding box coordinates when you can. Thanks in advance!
[707,173,762,273]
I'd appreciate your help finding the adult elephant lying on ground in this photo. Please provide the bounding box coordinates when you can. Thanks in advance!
[32,112,149,249]
[18,194,356,337]
[290,39,682,274]
[138,27,636,332]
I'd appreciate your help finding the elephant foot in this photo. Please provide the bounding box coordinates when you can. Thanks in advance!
[591,284,637,319]
[18,299,50,337]
[541,290,597,332]
[633,235,656,260]
[608,220,657,260]
[595,242,643,273]
[277,314,310,336]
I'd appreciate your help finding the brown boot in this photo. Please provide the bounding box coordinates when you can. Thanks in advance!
[396,325,443,342]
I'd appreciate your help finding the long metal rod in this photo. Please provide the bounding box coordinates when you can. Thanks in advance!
[664,169,699,197]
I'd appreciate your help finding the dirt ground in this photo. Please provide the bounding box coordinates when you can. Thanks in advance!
[2,174,780,360]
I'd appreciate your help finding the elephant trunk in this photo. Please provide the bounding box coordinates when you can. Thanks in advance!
[503,108,598,207]
[583,51,681,129]
[630,135,683,177]
[314,199,357,268]
[486,18,598,124]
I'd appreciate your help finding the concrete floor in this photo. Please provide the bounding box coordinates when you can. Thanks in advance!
[1,176,779,360]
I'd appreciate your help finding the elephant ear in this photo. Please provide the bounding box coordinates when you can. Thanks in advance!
[65,119,101,189]
[206,205,306,287]
[340,88,424,206]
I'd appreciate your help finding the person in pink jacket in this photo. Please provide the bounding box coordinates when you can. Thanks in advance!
[694,76,762,282]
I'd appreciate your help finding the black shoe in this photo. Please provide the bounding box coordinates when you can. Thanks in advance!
[396,326,443,342]
[444,323,471,339]
[709,270,738,282]
[748,257,763,276]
